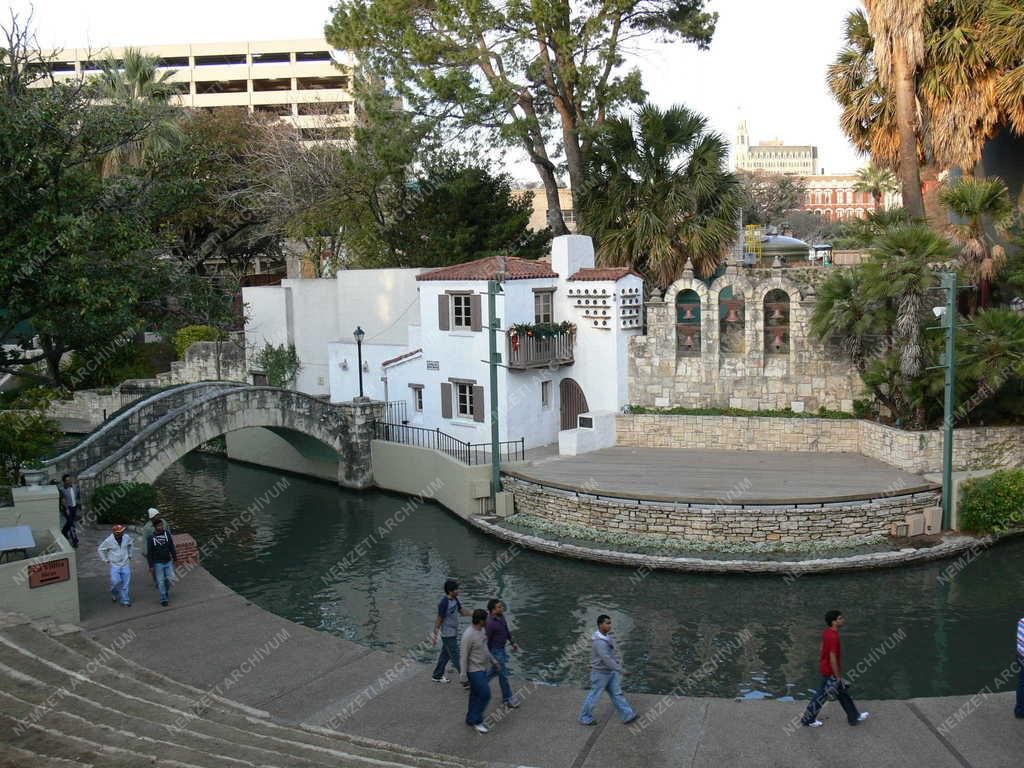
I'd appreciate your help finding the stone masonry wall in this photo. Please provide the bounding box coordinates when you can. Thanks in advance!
[629,265,863,412]
[505,476,939,544]
[616,415,1024,474]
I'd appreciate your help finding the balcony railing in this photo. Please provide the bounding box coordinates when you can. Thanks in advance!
[507,329,575,370]
[372,422,525,465]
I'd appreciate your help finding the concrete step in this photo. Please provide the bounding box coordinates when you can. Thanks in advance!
[0,622,489,768]
[0,744,93,768]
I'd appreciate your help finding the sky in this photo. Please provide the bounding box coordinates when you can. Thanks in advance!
[15,0,867,179]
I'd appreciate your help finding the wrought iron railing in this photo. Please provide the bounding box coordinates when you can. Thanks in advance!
[507,331,574,369]
[372,421,525,466]
[384,400,408,424]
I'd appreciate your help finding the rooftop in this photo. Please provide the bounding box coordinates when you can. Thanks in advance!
[415,256,558,282]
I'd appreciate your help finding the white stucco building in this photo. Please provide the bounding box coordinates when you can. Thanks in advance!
[243,236,643,449]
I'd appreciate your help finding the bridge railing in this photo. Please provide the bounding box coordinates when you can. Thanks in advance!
[372,421,525,466]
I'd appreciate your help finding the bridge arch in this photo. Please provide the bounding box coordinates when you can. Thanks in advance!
[76,387,382,496]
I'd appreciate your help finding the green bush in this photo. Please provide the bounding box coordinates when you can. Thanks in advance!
[958,469,1024,534]
[173,325,226,359]
[627,405,856,419]
[63,341,177,390]
[91,482,158,526]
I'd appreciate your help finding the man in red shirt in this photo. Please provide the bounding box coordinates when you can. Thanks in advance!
[801,610,870,727]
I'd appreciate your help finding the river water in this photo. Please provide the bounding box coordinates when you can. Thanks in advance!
[154,452,1024,700]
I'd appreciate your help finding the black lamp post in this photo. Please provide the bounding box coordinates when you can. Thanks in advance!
[353,326,365,398]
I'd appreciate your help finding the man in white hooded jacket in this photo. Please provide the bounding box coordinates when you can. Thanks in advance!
[98,524,134,606]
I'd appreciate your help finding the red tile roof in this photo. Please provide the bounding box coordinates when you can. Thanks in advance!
[381,348,422,368]
[415,256,558,282]
[568,267,643,282]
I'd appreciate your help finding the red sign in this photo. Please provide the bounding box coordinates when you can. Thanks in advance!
[29,558,70,589]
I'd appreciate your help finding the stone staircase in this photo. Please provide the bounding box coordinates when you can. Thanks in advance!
[0,615,490,768]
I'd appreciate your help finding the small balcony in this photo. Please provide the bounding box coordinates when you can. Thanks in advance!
[507,323,575,370]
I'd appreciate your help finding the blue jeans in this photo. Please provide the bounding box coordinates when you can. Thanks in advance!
[109,564,131,605]
[802,676,861,724]
[433,635,460,679]
[1015,655,1023,718]
[487,647,514,702]
[579,670,635,724]
[466,670,491,725]
[154,561,175,603]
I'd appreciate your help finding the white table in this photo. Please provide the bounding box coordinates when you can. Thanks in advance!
[0,525,36,563]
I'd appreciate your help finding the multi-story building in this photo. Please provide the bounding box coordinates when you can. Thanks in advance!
[800,174,902,222]
[735,121,819,176]
[519,187,577,232]
[41,38,355,142]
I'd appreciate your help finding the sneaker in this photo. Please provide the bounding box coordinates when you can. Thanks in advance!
[111,594,118,603]
[503,700,519,709]
[580,720,597,727]
[122,602,131,607]
[431,676,450,683]
[160,600,168,607]
[473,723,489,734]
[623,714,638,725]
[805,720,824,728]
[856,712,870,723]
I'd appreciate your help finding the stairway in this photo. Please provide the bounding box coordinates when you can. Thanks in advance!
[0,615,491,768]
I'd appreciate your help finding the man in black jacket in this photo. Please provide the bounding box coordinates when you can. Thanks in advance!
[146,518,177,607]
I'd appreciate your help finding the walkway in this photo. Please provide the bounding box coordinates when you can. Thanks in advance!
[76,559,1022,768]
[511,446,935,502]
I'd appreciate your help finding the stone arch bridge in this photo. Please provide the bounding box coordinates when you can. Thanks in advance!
[41,382,382,497]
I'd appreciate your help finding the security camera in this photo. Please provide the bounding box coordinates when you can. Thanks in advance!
[932,306,947,319]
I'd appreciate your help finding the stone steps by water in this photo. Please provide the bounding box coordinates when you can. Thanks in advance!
[0,620,490,768]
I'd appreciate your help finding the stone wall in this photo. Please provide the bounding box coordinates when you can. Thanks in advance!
[629,265,863,412]
[505,476,939,544]
[616,414,1024,474]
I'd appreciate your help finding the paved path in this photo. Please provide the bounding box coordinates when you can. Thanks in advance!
[513,447,934,502]
[77,560,1022,768]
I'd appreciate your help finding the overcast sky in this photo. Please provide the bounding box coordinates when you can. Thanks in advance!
[15,0,866,178]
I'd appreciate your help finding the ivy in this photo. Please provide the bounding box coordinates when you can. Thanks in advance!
[508,321,576,339]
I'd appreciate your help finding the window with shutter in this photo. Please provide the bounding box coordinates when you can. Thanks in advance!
[451,294,472,329]
[472,385,485,422]
[470,294,482,332]
[438,294,450,330]
[440,382,453,418]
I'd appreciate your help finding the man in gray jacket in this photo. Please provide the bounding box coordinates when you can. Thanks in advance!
[460,609,500,734]
[579,614,637,726]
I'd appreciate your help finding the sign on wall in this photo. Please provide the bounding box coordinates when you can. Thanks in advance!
[28,558,70,588]
[426,361,440,370]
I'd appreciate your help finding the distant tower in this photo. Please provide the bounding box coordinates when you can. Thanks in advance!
[735,120,750,171]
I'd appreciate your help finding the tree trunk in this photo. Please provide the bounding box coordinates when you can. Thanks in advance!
[561,119,585,230]
[920,163,943,227]
[892,45,925,220]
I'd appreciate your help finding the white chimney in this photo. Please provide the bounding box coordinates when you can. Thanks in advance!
[550,235,595,279]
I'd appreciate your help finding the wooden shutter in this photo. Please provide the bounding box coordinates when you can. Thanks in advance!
[470,293,482,331]
[440,382,453,418]
[438,295,450,330]
[472,385,485,422]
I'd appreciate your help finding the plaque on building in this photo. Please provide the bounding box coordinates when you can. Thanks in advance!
[426,360,440,370]
[29,558,70,588]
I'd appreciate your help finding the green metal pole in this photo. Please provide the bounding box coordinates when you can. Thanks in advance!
[487,279,502,505]
[941,271,957,530]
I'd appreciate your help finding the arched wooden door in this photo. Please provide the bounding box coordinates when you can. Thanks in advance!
[559,378,589,430]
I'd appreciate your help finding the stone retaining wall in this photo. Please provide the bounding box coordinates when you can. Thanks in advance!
[504,476,940,544]
[616,414,1024,474]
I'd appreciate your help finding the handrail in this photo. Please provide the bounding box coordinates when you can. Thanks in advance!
[372,421,525,466]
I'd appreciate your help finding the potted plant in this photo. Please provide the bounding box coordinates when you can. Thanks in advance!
[20,458,49,486]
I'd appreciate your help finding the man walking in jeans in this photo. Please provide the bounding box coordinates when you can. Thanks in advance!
[98,524,133,607]
[801,610,870,727]
[579,614,637,726]
[432,579,470,683]
[460,609,500,734]
[57,474,81,549]
[485,599,519,709]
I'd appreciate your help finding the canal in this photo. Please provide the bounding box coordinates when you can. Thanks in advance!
[155,452,1024,701]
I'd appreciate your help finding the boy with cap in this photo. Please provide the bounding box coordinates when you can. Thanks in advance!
[98,525,134,606]
[142,508,169,586]
[146,517,178,607]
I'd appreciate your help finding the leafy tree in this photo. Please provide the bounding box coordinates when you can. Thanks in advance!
[381,165,552,267]
[738,172,806,227]
[939,176,1015,310]
[853,163,898,210]
[326,0,718,234]
[580,103,740,287]
[252,343,301,388]
[0,387,61,484]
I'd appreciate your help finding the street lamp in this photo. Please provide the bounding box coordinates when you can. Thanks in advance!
[353,326,365,398]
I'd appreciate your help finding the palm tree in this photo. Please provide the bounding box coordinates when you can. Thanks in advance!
[862,224,954,377]
[92,47,183,175]
[939,176,1015,310]
[862,0,928,220]
[579,104,741,288]
[810,269,887,373]
[854,164,899,211]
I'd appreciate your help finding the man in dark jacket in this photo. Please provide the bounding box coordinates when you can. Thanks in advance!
[57,474,81,548]
[145,518,177,607]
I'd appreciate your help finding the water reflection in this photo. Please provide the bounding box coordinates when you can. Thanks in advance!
[155,453,1024,700]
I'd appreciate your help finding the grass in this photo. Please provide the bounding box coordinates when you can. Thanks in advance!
[627,405,857,419]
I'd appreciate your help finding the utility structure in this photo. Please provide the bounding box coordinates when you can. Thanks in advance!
[927,271,968,530]
[486,260,507,509]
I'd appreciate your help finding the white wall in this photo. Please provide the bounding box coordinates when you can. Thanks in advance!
[336,268,423,346]
[328,342,408,402]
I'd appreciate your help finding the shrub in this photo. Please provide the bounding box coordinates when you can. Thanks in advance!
[958,469,1024,534]
[173,325,226,359]
[91,482,158,526]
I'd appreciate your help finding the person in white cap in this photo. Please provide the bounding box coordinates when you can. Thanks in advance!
[141,508,170,587]
[98,524,133,606]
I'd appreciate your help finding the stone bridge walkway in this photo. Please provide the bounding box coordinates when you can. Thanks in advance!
[75,561,1022,768]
